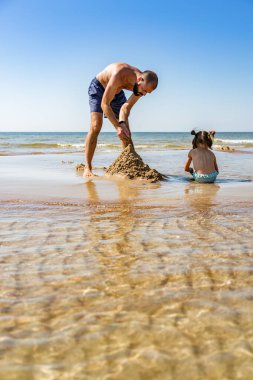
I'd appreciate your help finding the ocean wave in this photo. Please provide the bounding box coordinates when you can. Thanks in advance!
[97,143,160,149]
[15,142,189,150]
[97,143,120,148]
[215,139,253,144]
[59,143,84,148]
[17,143,64,148]
[0,141,190,152]
[97,143,187,150]
[2,140,252,148]
[9,143,85,148]
[4,138,253,153]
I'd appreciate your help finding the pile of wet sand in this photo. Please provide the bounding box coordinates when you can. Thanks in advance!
[106,144,164,182]
[215,145,235,152]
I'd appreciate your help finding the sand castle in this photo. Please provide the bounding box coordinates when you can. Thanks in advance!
[76,144,164,182]
[106,144,164,182]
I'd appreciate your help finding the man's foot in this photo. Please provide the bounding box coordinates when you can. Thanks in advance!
[84,167,93,177]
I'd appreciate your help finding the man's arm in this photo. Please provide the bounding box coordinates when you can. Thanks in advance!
[101,75,123,128]
[118,94,141,147]
[119,93,140,126]
[101,74,131,143]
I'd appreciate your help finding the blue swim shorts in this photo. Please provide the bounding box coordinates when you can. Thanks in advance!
[192,171,219,183]
[88,77,127,118]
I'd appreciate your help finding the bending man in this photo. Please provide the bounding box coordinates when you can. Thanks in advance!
[84,62,158,177]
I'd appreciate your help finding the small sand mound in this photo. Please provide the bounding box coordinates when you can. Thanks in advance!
[76,163,85,172]
[106,144,164,182]
[215,145,235,152]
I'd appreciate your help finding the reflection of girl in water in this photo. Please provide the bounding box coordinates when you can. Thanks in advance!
[184,130,219,183]
[184,181,220,213]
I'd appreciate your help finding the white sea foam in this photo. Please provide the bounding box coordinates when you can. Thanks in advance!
[215,139,253,144]
[58,143,84,148]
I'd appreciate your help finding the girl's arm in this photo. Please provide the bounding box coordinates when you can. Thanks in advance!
[184,154,193,174]
[214,156,219,173]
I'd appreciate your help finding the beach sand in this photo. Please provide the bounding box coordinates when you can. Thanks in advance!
[1,150,253,379]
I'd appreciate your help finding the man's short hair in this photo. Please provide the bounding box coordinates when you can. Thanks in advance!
[142,70,158,89]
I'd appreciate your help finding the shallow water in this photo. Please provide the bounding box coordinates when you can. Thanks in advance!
[1,143,253,379]
[1,192,253,379]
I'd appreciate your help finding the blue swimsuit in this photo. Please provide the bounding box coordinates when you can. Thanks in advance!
[192,171,218,183]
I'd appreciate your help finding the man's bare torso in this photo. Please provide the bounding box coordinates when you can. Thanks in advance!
[96,63,141,93]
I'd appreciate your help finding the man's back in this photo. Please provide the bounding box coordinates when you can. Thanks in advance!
[96,62,140,90]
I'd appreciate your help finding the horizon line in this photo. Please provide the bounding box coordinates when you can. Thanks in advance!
[0,130,252,133]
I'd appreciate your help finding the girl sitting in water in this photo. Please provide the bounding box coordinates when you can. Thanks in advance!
[184,130,219,183]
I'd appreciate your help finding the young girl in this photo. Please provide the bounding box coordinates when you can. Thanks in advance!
[184,130,219,183]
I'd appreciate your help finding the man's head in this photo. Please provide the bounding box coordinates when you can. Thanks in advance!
[134,70,158,96]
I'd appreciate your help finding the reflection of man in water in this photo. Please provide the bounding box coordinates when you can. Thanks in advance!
[84,177,141,203]
[84,62,158,177]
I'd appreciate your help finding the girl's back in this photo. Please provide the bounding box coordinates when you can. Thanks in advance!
[190,147,216,174]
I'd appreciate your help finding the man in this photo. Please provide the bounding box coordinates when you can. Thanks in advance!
[84,62,158,177]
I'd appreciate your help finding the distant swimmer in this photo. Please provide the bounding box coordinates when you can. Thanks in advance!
[84,62,158,177]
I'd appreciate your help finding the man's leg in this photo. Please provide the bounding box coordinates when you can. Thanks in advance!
[84,112,103,177]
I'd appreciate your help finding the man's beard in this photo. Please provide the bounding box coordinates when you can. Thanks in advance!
[133,83,142,96]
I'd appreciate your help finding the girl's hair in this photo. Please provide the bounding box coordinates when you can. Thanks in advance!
[191,130,215,149]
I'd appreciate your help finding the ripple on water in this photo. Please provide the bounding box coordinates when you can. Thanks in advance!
[0,201,253,379]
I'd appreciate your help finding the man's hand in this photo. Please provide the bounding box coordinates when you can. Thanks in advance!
[116,122,131,141]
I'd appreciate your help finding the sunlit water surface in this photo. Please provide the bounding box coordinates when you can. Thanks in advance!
[1,192,253,379]
[1,134,253,379]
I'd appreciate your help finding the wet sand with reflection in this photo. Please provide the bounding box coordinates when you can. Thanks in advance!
[1,173,253,379]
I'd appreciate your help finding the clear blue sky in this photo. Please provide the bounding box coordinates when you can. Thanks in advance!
[0,0,252,132]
